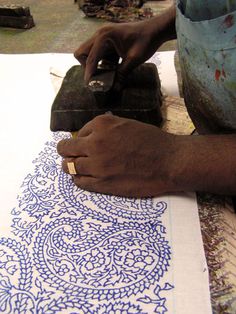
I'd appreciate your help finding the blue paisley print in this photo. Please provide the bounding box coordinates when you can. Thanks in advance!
[0,133,173,313]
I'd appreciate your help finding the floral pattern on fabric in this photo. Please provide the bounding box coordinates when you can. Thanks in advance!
[0,133,173,313]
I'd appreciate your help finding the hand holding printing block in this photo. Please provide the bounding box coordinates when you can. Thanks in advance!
[74,6,176,84]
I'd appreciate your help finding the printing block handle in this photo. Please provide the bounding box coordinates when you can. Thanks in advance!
[87,61,120,107]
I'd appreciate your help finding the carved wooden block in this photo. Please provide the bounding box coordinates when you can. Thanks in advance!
[0,5,35,29]
[51,63,163,132]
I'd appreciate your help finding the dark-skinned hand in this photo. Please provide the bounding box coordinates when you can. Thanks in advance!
[74,6,176,84]
[74,22,159,84]
[57,114,179,197]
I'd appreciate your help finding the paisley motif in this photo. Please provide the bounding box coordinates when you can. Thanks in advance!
[33,217,171,300]
[1,122,174,313]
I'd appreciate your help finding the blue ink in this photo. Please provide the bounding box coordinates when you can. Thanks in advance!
[0,132,173,313]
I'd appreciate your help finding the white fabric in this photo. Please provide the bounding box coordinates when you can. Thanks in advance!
[0,53,211,313]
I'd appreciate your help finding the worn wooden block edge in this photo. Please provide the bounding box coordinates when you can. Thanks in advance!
[0,5,31,17]
[0,5,35,29]
[0,15,35,29]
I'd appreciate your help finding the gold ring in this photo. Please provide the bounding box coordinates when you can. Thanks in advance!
[67,162,77,175]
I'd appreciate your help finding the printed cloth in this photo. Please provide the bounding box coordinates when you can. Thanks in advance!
[0,53,211,313]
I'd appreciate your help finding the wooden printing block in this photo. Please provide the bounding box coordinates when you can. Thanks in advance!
[50,63,163,133]
[0,5,35,29]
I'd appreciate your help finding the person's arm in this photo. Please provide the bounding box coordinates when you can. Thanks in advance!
[57,115,236,197]
[172,133,236,195]
[74,5,176,83]
[145,4,176,46]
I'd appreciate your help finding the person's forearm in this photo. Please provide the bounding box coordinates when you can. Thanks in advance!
[171,134,236,195]
[142,5,177,46]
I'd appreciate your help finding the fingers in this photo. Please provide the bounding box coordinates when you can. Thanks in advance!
[84,37,110,83]
[74,23,145,86]
[77,123,93,137]
[74,28,119,83]
[77,113,115,137]
[73,175,100,193]
[62,158,103,194]
[57,114,113,158]
[74,35,110,83]
[72,176,141,197]
[74,36,95,67]
[57,138,88,158]
[73,175,112,195]
[62,157,92,176]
